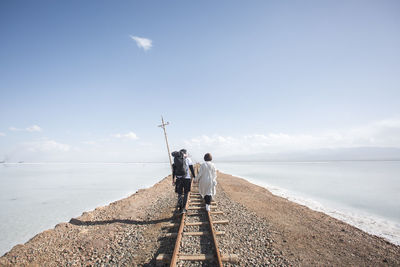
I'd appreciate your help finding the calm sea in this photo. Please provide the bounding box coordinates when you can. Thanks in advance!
[0,162,170,256]
[217,161,400,246]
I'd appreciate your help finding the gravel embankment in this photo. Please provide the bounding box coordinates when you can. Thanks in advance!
[214,188,291,266]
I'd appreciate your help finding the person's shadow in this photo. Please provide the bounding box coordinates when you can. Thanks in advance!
[69,217,173,226]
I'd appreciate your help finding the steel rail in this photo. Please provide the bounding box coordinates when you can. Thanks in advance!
[169,192,189,267]
[207,209,223,267]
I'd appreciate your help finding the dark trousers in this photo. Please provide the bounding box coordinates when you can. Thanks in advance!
[176,178,191,209]
[204,195,212,205]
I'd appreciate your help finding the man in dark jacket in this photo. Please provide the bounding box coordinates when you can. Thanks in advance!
[172,149,195,214]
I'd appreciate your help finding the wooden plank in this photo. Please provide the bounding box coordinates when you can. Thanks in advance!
[188,206,216,210]
[171,204,216,211]
[165,220,228,227]
[183,231,225,236]
[211,211,224,215]
[156,253,239,263]
[165,231,225,237]
[179,254,238,262]
[213,220,229,225]
[186,211,224,216]
[186,222,208,226]
[189,204,218,209]
[186,220,228,226]
[179,254,212,260]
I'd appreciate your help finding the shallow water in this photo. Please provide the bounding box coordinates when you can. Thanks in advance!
[217,161,400,245]
[0,162,170,256]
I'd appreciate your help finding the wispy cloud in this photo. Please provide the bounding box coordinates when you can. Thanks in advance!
[0,132,5,137]
[82,141,96,145]
[130,35,152,51]
[26,125,42,132]
[23,140,71,152]
[9,125,42,132]
[113,132,139,140]
[183,118,400,157]
[5,139,76,162]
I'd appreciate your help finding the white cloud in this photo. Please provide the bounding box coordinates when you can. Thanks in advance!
[9,125,42,132]
[113,132,139,140]
[26,125,42,132]
[130,35,152,51]
[82,141,96,145]
[183,118,400,157]
[0,132,5,136]
[24,140,71,152]
[125,132,139,139]
[4,140,77,162]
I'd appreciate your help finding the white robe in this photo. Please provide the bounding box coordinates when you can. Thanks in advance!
[194,162,217,197]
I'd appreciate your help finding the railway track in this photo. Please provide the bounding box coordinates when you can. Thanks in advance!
[156,184,238,266]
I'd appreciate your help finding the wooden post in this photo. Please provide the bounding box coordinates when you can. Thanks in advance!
[158,116,173,174]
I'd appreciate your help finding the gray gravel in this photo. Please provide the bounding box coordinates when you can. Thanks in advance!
[214,188,291,266]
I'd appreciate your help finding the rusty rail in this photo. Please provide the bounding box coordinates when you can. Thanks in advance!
[169,191,189,267]
[207,208,223,266]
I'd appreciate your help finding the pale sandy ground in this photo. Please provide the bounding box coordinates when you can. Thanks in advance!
[0,172,399,266]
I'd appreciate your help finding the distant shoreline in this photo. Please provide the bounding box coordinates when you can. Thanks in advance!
[2,159,400,164]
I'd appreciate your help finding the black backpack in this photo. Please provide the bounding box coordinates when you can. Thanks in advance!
[172,151,187,177]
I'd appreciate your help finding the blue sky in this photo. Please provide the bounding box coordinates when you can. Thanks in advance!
[1,0,400,162]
